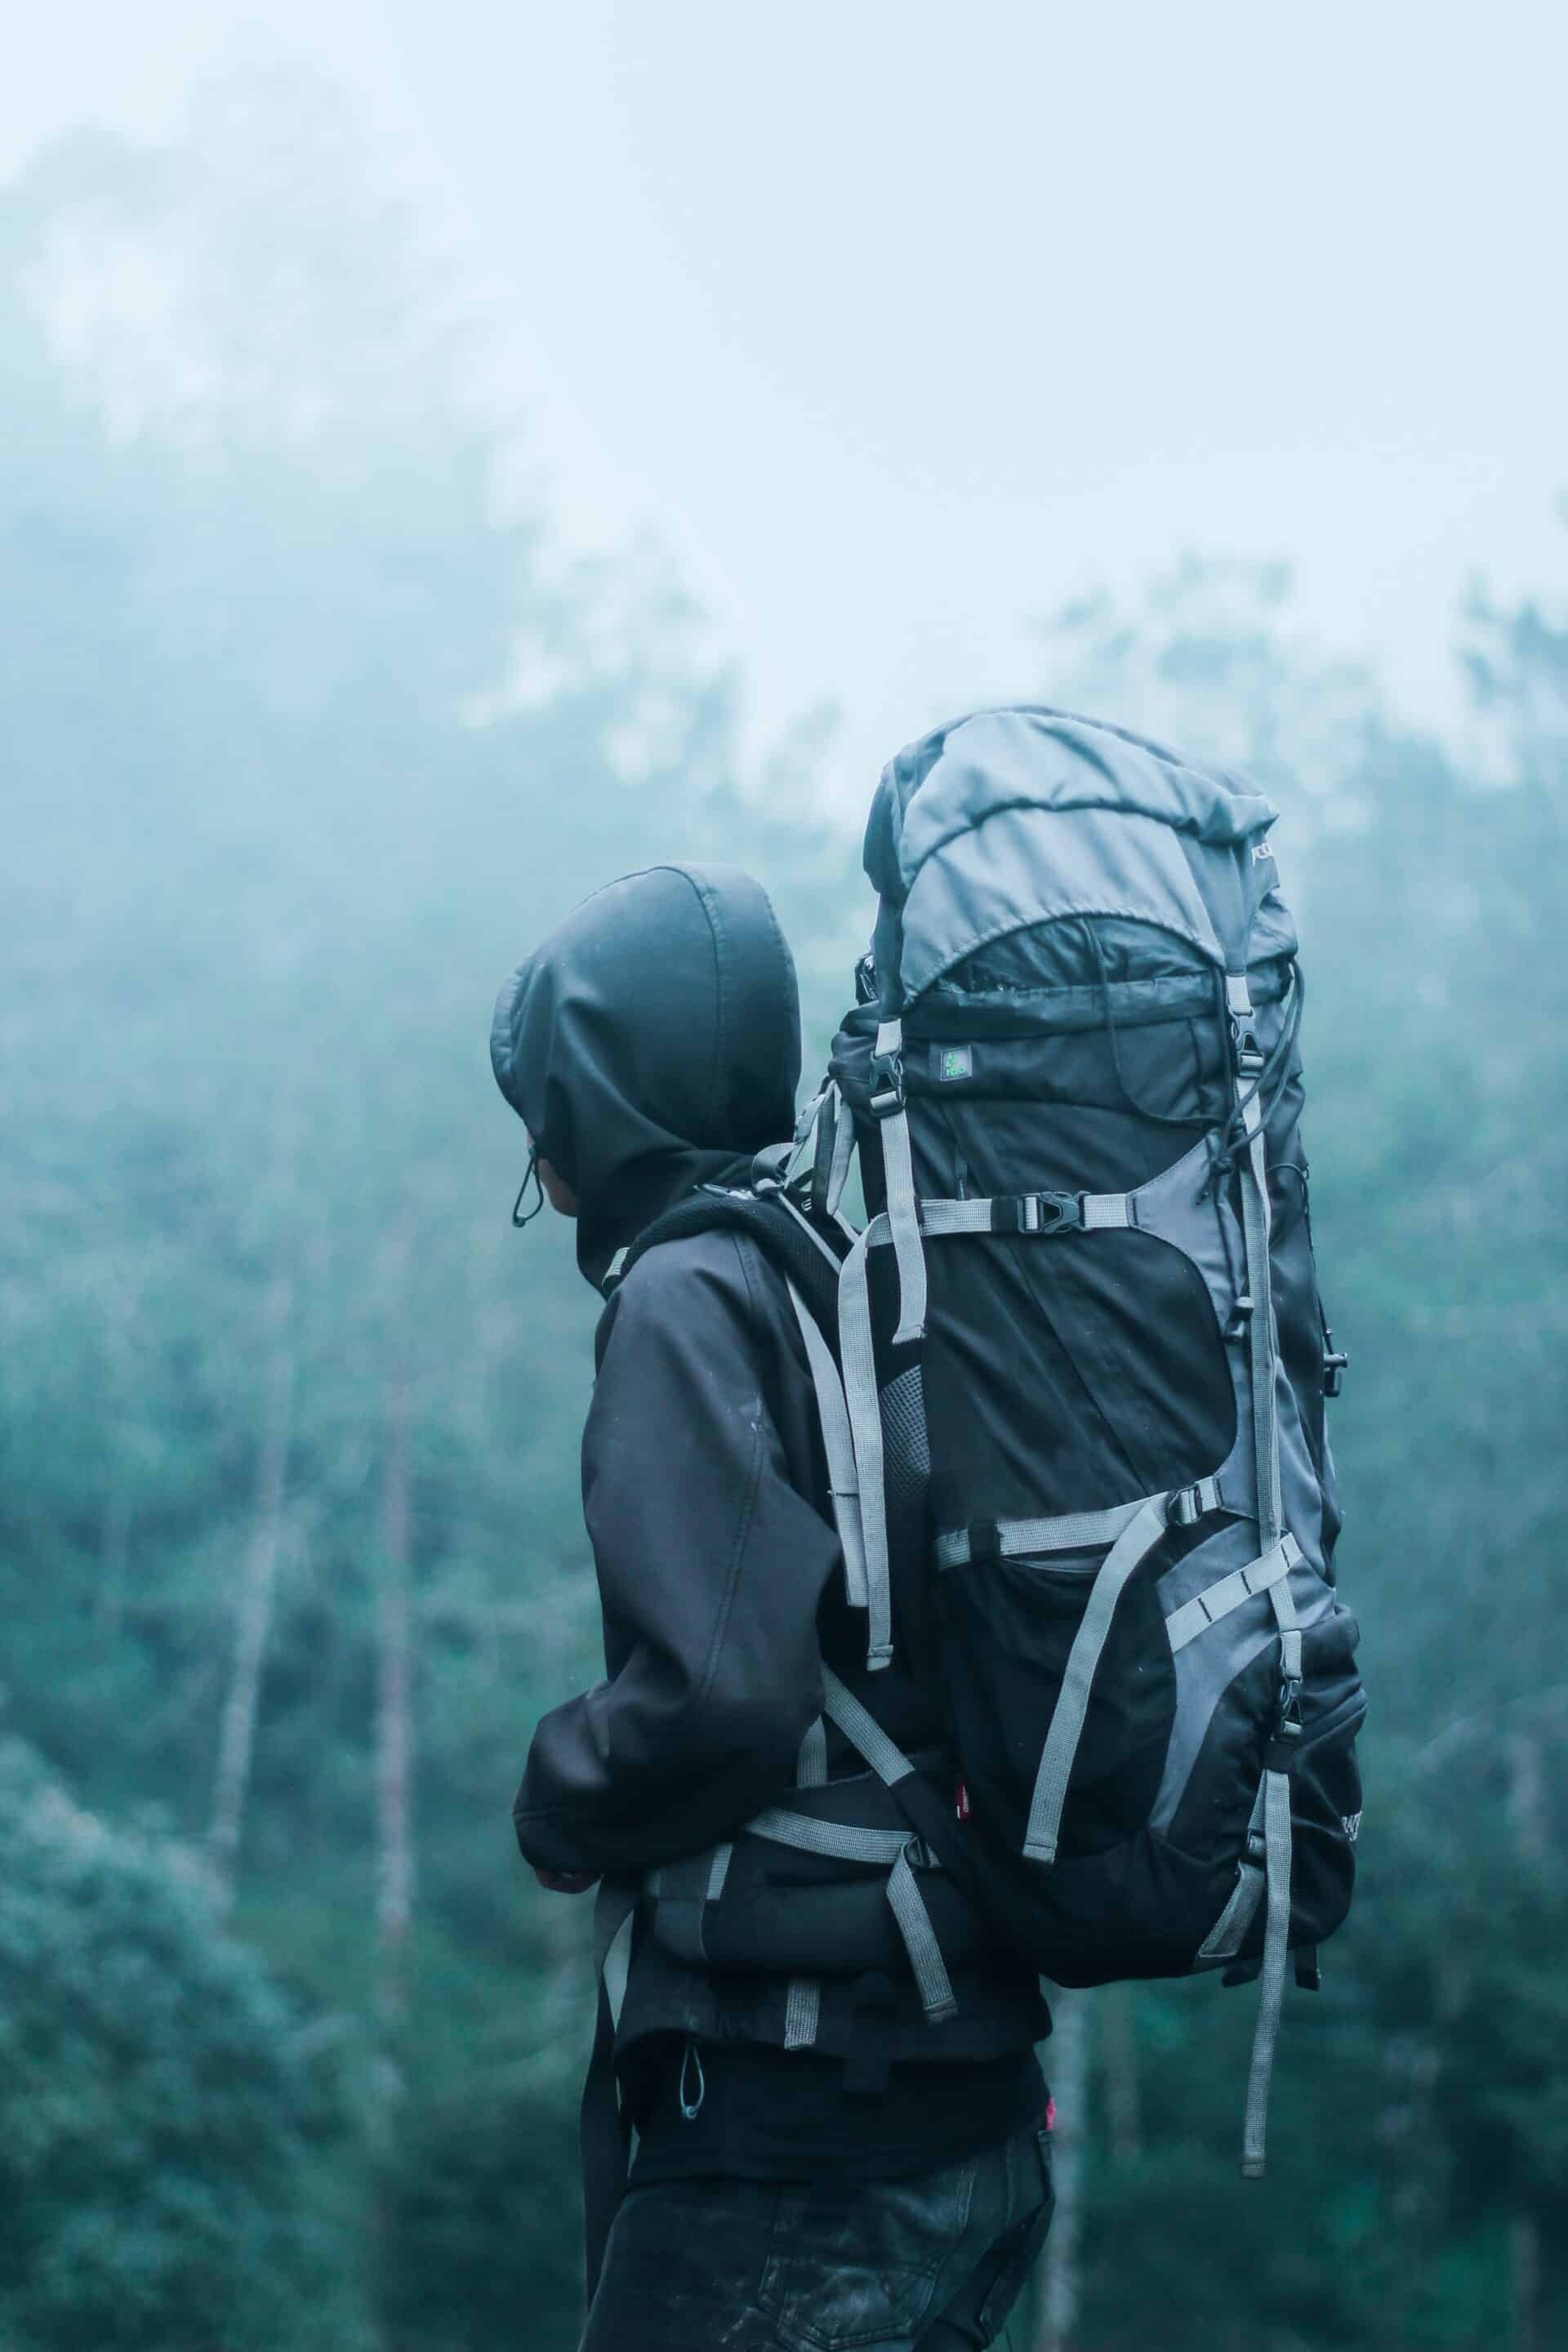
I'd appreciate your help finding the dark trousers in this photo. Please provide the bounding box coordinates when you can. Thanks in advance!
[580,2123,1054,2351]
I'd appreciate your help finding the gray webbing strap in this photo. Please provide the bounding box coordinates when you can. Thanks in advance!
[820,1665,918,1788]
[1236,1560,1302,2176]
[783,1977,821,2050]
[821,1668,959,2022]
[873,1194,1132,1241]
[786,1280,871,1612]
[746,1809,915,1864]
[796,1716,829,1788]
[1023,1492,1170,1863]
[1241,1766,1294,2177]
[752,1686,957,2029]
[875,1020,928,1344]
[906,1199,997,1236]
[886,1843,958,2024]
[784,1718,828,2049]
[837,1218,894,1669]
[825,1084,856,1220]
[1164,1535,1301,1653]
[945,1479,1223,1574]
[1231,976,1284,1545]
[936,1490,1208,1573]
[1241,1115,1283,1545]
[706,1842,733,1901]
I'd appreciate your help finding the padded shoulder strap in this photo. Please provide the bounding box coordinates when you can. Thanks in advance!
[604,1179,847,1336]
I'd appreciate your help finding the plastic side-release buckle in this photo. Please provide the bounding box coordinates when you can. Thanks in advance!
[997,1192,1084,1236]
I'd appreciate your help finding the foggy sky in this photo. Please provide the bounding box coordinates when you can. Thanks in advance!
[7,0,1566,803]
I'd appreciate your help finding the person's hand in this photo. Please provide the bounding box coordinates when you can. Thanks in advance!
[534,1867,599,1894]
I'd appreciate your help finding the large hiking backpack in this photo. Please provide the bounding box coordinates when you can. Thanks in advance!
[786,706,1365,2174]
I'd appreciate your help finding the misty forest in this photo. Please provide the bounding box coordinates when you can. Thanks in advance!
[2,82,1565,2352]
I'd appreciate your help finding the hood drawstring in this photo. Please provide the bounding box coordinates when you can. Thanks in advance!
[511,1143,546,1228]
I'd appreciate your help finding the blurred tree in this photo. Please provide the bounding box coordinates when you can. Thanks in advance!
[0,72,857,2351]
[0,1739,372,2351]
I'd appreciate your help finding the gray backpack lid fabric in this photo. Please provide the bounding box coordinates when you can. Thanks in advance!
[864,706,1283,1013]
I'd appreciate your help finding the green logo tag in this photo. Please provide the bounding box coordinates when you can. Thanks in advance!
[938,1045,973,1082]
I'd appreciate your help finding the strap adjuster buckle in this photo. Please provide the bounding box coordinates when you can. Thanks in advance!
[1231,1013,1266,1076]
[1167,1482,1209,1530]
[867,1050,904,1120]
[1322,1343,1348,1398]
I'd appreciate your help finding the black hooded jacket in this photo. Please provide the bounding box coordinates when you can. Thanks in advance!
[492,865,1046,2176]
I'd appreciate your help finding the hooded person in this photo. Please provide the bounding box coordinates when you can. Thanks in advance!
[492,862,1054,2352]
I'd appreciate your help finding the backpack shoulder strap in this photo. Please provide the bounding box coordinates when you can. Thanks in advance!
[604,1174,846,1334]
[606,1180,889,1650]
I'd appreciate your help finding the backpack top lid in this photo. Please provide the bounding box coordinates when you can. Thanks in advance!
[862,706,1283,1015]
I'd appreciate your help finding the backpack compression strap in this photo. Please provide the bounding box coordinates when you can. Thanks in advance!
[1225,969,1296,2175]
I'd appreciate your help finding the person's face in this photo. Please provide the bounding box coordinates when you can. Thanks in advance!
[528,1134,578,1217]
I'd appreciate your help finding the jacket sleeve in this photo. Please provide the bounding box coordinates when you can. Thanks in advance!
[513,1234,838,1878]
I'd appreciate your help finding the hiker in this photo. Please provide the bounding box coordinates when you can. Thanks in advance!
[492,862,1054,2352]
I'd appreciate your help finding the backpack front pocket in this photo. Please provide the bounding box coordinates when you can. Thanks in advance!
[940,1543,1177,1861]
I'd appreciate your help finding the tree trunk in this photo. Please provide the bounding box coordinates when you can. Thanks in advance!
[1510,2215,1541,2352]
[207,1276,293,1913]
[1033,1989,1092,2352]
[1507,1733,1544,2352]
[372,1349,415,2149]
[1102,1982,1143,2167]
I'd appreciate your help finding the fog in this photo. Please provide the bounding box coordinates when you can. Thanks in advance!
[9,2,1567,791]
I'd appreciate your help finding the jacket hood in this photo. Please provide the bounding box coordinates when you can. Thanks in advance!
[491,863,802,1289]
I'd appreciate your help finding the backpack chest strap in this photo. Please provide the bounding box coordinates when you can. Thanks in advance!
[914,1192,1133,1236]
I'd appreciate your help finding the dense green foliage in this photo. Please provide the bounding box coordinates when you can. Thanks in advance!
[1,87,1563,2352]
[0,1740,368,2351]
